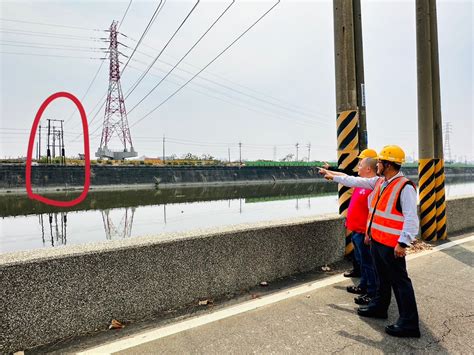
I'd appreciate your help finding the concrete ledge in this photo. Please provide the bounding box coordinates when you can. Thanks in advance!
[445,195,474,235]
[0,214,345,353]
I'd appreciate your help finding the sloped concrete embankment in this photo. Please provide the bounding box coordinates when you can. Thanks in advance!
[0,165,323,190]
[1,196,473,353]
[1,165,473,190]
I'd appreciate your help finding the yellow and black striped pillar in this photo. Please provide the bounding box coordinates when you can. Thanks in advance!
[434,158,447,239]
[336,110,360,255]
[418,159,437,241]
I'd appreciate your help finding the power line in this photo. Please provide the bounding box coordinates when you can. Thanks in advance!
[121,0,166,73]
[124,38,324,119]
[130,47,331,123]
[0,42,105,53]
[0,28,101,40]
[124,0,200,100]
[126,0,235,115]
[0,51,104,60]
[0,39,105,50]
[0,17,101,31]
[118,0,133,31]
[129,0,282,129]
[86,53,327,140]
[64,59,107,126]
[84,61,327,141]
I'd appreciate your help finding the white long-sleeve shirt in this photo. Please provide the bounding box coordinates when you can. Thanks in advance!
[333,172,419,245]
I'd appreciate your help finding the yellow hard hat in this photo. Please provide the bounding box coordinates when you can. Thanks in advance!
[378,145,405,164]
[357,148,378,159]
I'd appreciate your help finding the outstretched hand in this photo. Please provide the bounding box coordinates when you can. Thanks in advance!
[318,168,334,181]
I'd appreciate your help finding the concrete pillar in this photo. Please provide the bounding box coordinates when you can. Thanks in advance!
[416,0,437,241]
[333,0,361,256]
[429,0,447,239]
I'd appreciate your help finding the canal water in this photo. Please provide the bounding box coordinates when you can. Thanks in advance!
[1,179,473,254]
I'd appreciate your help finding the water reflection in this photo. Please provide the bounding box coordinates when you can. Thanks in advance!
[1,179,473,254]
[38,212,68,247]
[101,208,136,240]
[0,182,337,217]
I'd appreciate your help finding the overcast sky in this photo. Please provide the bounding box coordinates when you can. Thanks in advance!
[0,0,472,162]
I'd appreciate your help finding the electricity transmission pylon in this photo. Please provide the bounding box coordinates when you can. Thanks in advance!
[96,21,137,160]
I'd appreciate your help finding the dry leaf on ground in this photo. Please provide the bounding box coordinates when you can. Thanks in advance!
[109,319,124,330]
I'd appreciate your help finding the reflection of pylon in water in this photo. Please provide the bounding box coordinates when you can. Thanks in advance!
[101,207,136,240]
[39,212,67,246]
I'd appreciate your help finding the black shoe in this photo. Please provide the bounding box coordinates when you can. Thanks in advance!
[385,324,420,338]
[343,269,361,278]
[346,285,367,295]
[357,307,388,319]
[354,294,372,305]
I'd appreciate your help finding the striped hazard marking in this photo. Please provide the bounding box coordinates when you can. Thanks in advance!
[434,158,447,240]
[336,110,359,255]
[419,159,437,241]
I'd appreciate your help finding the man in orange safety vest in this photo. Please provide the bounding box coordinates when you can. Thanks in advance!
[319,145,420,338]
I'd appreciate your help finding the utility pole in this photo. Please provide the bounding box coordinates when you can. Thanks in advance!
[295,142,299,161]
[52,126,56,159]
[47,119,51,164]
[307,143,311,162]
[353,0,367,150]
[46,119,65,164]
[416,0,439,241]
[60,120,65,165]
[428,0,447,240]
[38,124,41,161]
[162,135,166,163]
[228,147,231,163]
[333,0,365,257]
[239,141,242,165]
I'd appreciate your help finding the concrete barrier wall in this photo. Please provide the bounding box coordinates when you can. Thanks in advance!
[0,215,345,353]
[445,195,474,235]
[1,196,473,353]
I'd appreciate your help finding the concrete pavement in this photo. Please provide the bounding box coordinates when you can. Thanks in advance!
[74,235,474,354]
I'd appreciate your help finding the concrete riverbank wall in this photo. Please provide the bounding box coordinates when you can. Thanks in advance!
[1,164,473,191]
[1,195,473,353]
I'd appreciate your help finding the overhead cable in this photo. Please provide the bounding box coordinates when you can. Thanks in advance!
[118,0,133,31]
[0,17,102,31]
[129,47,330,122]
[127,0,235,115]
[0,51,104,60]
[0,42,105,53]
[129,0,281,129]
[121,0,165,73]
[124,0,200,99]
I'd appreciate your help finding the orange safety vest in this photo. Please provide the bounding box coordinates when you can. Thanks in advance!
[366,176,415,247]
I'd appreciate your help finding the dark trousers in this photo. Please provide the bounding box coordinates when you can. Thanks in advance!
[368,240,419,329]
[352,232,377,296]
